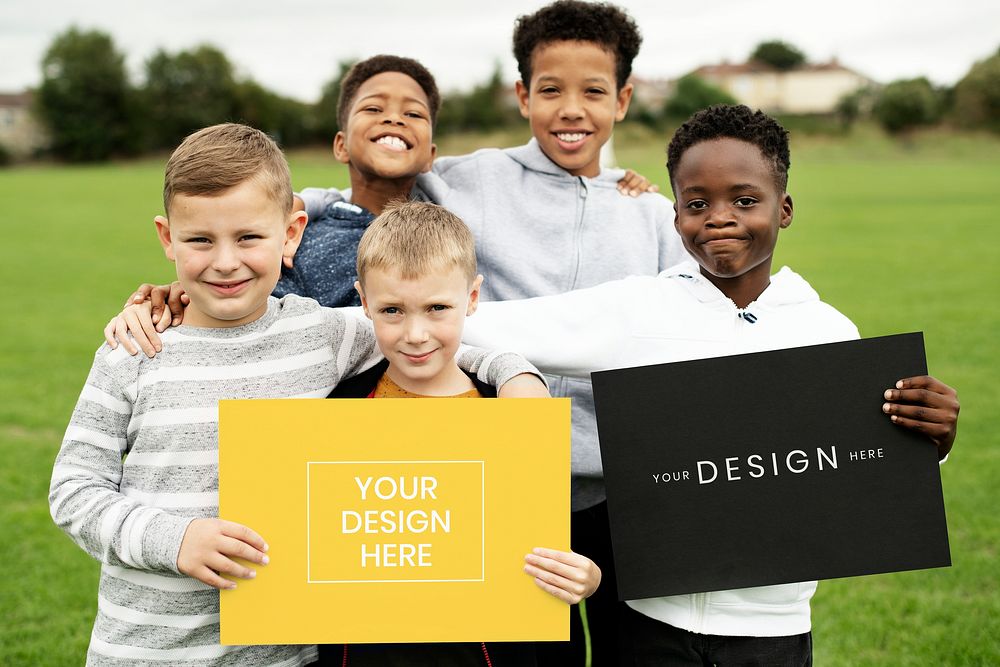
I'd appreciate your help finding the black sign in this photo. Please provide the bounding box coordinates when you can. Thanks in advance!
[592,333,951,601]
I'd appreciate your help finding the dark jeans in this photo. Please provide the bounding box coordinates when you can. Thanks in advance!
[536,501,626,666]
[620,604,812,667]
[317,641,537,666]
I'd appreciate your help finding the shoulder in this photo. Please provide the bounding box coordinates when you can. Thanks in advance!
[769,268,860,341]
[432,147,507,175]
[297,186,346,204]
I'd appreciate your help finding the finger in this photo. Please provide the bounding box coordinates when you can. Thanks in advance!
[894,375,956,396]
[220,521,269,553]
[524,558,587,591]
[104,318,118,349]
[192,565,238,590]
[526,567,583,604]
[167,282,187,325]
[529,547,587,566]
[113,316,139,356]
[882,401,948,425]
[150,287,167,327]
[649,183,660,193]
[207,552,258,580]
[124,308,161,357]
[217,535,270,566]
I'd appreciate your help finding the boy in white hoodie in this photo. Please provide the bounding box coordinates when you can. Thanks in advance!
[463,104,959,664]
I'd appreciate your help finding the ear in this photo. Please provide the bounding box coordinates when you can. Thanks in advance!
[672,201,679,231]
[354,280,372,319]
[615,82,634,122]
[421,142,438,173]
[281,209,308,269]
[515,80,531,120]
[779,193,793,229]
[466,274,484,316]
[333,131,350,165]
[154,216,175,262]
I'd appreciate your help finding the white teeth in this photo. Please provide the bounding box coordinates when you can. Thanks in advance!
[376,136,408,150]
[557,132,586,142]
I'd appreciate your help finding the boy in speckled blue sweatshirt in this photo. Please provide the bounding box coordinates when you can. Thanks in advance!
[276,55,441,307]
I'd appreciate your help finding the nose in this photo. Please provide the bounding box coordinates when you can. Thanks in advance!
[212,243,242,273]
[403,316,430,345]
[380,111,405,127]
[558,92,585,121]
[705,203,737,228]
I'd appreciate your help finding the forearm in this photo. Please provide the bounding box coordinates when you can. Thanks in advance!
[49,358,191,571]
[463,284,630,378]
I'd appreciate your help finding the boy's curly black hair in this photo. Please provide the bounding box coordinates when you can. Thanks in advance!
[336,55,441,130]
[512,0,641,90]
[667,104,791,191]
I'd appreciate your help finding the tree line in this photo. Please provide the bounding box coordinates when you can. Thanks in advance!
[27,30,1000,163]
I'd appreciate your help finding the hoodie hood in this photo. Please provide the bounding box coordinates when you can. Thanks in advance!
[662,261,820,310]
[505,138,626,184]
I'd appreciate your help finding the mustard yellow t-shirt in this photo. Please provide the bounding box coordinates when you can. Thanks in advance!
[370,372,483,399]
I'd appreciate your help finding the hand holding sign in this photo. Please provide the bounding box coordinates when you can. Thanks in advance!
[883,375,960,459]
[177,518,270,590]
[523,547,602,604]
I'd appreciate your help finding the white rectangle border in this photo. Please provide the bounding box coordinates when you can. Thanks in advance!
[306,460,485,584]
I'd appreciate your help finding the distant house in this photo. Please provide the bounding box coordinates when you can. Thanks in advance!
[691,59,872,114]
[0,92,50,159]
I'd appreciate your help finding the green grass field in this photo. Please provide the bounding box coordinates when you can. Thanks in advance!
[1,124,998,665]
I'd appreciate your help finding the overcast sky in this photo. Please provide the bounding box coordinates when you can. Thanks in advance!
[2,0,997,102]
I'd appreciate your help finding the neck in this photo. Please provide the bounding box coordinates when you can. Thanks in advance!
[701,262,772,309]
[385,362,475,397]
[348,167,417,215]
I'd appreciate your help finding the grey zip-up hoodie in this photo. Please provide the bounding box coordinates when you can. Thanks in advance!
[419,139,689,510]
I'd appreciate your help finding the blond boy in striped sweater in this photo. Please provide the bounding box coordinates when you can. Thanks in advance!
[49,123,545,666]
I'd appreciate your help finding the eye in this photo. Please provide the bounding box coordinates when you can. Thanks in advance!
[539,85,559,95]
[430,304,451,312]
[381,306,401,315]
[405,110,427,120]
[685,200,708,210]
[239,234,262,242]
[586,87,607,96]
[734,196,758,207]
[362,105,381,113]
[186,237,211,244]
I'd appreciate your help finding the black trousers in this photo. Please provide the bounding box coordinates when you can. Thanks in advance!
[317,641,537,666]
[619,604,813,667]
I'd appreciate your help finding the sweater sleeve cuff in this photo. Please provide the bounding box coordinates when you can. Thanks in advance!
[142,512,196,573]
[467,349,548,390]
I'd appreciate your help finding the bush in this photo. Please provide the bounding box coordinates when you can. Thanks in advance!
[35,28,140,161]
[664,75,737,120]
[750,40,806,70]
[952,47,1000,133]
[873,78,942,134]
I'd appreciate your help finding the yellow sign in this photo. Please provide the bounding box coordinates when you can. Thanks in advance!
[218,398,570,645]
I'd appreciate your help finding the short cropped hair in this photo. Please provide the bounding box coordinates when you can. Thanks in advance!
[667,104,791,191]
[163,123,292,215]
[356,201,477,286]
[512,0,641,90]
[337,55,441,130]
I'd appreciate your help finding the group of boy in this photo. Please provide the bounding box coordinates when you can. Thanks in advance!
[55,0,960,666]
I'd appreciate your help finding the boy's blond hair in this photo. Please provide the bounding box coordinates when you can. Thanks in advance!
[162,123,292,215]
[356,201,477,285]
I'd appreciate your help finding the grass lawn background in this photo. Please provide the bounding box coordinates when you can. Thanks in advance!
[1,123,997,665]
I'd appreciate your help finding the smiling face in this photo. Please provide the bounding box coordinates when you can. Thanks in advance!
[357,265,482,396]
[516,40,633,178]
[672,137,793,306]
[334,71,436,182]
[156,178,306,328]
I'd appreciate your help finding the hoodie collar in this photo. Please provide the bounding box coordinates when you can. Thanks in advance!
[505,138,626,183]
[663,262,820,309]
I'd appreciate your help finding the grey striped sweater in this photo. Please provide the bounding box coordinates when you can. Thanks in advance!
[50,294,533,666]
